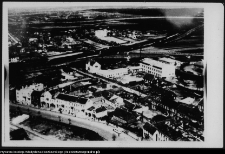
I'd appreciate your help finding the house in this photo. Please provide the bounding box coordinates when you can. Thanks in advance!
[31,90,43,108]
[95,106,108,119]
[123,99,141,112]
[86,60,101,73]
[85,97,109,120]
[140,58,176,78]
[16,83,44,106]
[40,89,59,108]
[134,107,160,122]
[110,108,137,126]
[142,122,170,141]
[95,29,108,37]
[109,95,124,108]
[54,94,93,116]
[154,122,183,141]
[86,60,129,78]
[151,115,170,124]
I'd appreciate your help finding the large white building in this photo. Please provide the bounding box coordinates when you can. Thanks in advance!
[86,60,128,78]
[140,58,177,78]
[16,83,44,105]
[95,29,108,38]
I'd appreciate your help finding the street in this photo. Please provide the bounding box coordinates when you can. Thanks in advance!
[10,103,137,141]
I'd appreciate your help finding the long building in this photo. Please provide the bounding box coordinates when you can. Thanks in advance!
[140,58,177,78]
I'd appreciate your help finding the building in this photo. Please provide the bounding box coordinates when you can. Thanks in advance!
[16,83,44,105]
[142,122,170,141]
[159,57,183,67]
[54,94,94,116]
[86,60,101,73]
[97,68,128,78]
[110,108,137,126]
[40,89,59,108]
[140,58,176,78]
[109,95,124,108]
[31,90,43,108]
[86,60,128,78]
[127,66,142,74]
[95,29,108,38]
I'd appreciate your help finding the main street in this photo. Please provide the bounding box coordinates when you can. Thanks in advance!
[10,103,137,141]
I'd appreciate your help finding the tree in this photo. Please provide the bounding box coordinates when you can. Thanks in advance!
[112,134,117,141]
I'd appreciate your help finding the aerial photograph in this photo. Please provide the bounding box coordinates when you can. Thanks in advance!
[7,2,204,142]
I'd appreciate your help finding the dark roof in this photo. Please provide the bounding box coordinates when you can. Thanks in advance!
[49,89,58,96]
[123,100,141,111]
[153,65,162,70]
[31,90,43,97]
[63,67,74,73]
[87,106,95,111]
[151,115,169,123]
[56,94,88,104]
[178,104,203,121]
[154,123,183,141]
[113,108,136,123]
[95,106,107,113]
[143,123,157,135]
[143,73,154,80]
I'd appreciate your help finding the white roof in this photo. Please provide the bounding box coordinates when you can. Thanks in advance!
[179,97,195,105]
[134,106,149,113]
[142,58,176,69]
[109,94,121,101]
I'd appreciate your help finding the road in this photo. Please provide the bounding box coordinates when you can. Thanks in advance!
[8,33,19,44]
[10,103,137,141]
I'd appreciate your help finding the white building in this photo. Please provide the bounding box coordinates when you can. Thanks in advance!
[45,94,94,117]
[97,68,128,78]
[95,29,108,38]
[29,38,38,43]
[86,61,101,73]
[109,95,124,108]
[86,60,128,78]
[140,58,177,78]
[143,122,170,141]
[16,83,44,105]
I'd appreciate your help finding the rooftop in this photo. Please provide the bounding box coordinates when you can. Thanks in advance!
[179,97,195,105]
[95,106,107,113]
[56,94,88,104]
[143,123,157,135]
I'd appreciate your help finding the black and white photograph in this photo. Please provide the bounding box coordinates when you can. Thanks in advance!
[2,2,223,148]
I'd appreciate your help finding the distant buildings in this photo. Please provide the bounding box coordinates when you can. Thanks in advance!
[140,58,177,78]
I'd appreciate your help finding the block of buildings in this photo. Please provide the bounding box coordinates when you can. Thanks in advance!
[16,83,44,105]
